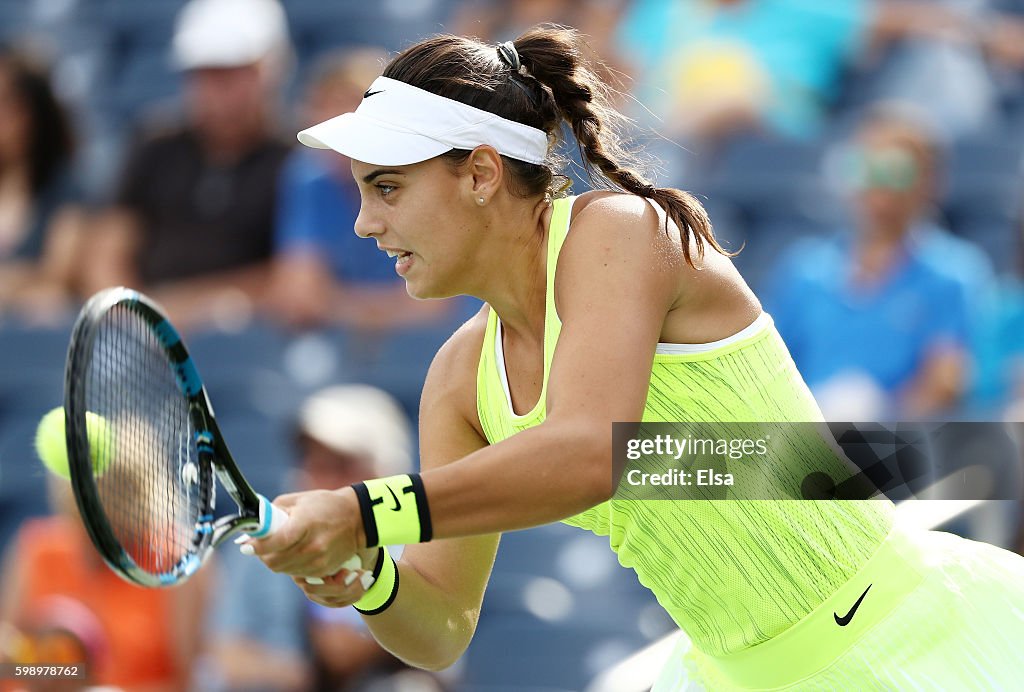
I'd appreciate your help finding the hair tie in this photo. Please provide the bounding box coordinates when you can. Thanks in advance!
[496,41,541,107]
[496,41,522,73]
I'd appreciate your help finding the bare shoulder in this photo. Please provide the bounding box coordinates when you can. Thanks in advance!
[566,191,686,264]
[553,191,686,311]
[554,190,758,342]
[572,190,680,234]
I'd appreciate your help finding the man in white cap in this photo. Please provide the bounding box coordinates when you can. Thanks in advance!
[85,0,292,329]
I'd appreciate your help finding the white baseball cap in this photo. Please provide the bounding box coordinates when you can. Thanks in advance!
[296,76,551,166]
[297,384,413,477]
[172,0,290,71]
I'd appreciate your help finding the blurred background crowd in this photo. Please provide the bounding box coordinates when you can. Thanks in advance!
[3,0,1024,689]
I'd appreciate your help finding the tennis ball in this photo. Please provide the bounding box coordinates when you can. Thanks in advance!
[35,407,115,479]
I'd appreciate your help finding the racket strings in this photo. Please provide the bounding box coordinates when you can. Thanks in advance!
[86,305,203,577]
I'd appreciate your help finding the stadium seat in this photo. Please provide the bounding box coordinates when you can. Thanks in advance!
[461,614,647,690]
[332,322,457,418]
[284,0,454,56]
[0,1,27,38]
[0,415,54,556]
[209,413,295,499]
[942,132,1024,274]
[86,0,183,127]
[697,135,833,224]
[93,0,183,48]
[480,521,672,687]
[105,50,181,125]
[0,325,70,417]
[692,135,837,290]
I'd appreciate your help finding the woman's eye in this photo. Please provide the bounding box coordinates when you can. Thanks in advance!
[377,184,396,197]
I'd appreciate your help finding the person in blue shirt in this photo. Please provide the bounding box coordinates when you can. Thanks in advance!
[765,103,994,420]
[614,0,1024,170]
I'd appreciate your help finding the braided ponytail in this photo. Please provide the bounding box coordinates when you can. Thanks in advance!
[514,25,726,267]
[381,25,729,267]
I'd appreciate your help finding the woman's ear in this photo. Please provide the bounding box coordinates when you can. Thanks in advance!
[463,145,504,205]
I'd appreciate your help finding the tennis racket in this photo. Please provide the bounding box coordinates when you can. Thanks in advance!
[63,286,366,588]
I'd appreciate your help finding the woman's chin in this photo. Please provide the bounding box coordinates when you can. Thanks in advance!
[406,281,454,302]
[404,281,433,301]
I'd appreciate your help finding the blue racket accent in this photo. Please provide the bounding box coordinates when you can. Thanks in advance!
[250,495,277,538]
[174,358,202,397]
[182,554,202,577]
[152,319,181,348]
[196,511,214,536]
[195,430,215,455]
[156,554,203,585]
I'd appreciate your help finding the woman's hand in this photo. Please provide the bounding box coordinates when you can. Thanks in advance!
[248,487,368,581]
[290,558,376,608]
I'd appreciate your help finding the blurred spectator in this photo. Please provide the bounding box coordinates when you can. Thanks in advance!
[765,103,995,420]
[82,0,292,329]
[0,596,107,691]
[449,0,625,65]
[208,384,445,692]
[0,472,211,691]
[0,45,86,323]
[972,273,1024,412]
[265,48,454,331]
[615,0,1024,177]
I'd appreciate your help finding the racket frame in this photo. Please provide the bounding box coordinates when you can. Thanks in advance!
[65,287,273,587]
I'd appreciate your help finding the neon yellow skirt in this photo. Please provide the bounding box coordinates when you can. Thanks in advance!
[654,519,1024,690]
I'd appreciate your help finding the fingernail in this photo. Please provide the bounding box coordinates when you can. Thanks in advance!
[305,577,324,585]
[239,544,255,556]
[343,571,358,586]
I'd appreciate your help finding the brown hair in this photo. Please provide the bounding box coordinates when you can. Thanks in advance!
[0,44,75,196]
[383,25,727,267]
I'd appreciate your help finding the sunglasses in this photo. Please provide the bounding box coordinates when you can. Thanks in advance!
[843,147,920,191]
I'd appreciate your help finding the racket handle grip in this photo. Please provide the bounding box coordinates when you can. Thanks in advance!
[252,494,288,538]
[249,497,371,589]
[252,497,321,585]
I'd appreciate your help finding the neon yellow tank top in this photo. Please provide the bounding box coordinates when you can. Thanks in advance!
[475,195,895,656]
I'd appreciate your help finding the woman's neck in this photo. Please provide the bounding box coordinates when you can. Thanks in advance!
[475,199,551,341]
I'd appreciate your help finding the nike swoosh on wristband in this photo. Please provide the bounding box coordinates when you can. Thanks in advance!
[386,486,402,512]
[834,584,872,626]
[363,89,384,98]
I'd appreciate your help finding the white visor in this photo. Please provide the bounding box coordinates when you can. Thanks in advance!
[296,76,550,166]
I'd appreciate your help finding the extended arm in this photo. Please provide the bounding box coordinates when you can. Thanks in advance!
[271,318,501,670]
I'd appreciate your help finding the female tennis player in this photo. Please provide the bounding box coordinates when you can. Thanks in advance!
[249,26,1024,688]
